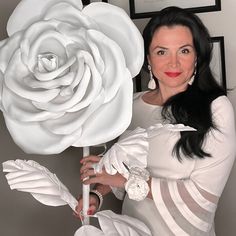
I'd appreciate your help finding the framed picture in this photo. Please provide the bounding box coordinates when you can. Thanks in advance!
[129,0,221,19]
[210,36,226,92]
[82,0,107,5]
[135,36,226,92]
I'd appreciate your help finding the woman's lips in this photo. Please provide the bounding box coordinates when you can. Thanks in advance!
[165,72,182,77]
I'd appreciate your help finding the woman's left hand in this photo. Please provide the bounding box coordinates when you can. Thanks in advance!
[80,155,127,188]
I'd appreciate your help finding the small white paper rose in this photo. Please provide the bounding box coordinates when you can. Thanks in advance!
[0,0,144,154]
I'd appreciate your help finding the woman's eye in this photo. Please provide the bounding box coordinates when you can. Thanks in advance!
[156,50,165,55]
[181,48,190,54]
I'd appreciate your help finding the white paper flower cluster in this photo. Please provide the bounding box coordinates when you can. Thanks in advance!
[0,0,144,154]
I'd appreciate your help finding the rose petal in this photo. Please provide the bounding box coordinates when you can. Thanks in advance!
[4,50,60,103]
[57,26,90,54]
[43,2,98,30]
[0,38,7,48]
[84,34,105,74]
[3,113,83,154]
[0,70,3,110]
[24,71,75,89]
[34,57,76,82]
[83,2,144,77]
[2,85,64,122]
[42,91,105,135]
[0,33,21,73]
[33,51,103,112]
[7,0,83,36]
[73,69,133,147]
[20,20,71,76]
[86,29,126,103]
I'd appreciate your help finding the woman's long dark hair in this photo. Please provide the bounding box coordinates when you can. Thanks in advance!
[143,6,226,160]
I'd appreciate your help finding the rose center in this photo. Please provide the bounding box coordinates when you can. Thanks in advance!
[37,53,58,73]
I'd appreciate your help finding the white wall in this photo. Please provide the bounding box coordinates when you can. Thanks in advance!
[198,2,236,234]
[0,0,235,235]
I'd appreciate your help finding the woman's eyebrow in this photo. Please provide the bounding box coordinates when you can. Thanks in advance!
[180,44,195,49]
[152,45,168,50]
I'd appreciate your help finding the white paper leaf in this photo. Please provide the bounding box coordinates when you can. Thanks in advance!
[2,159,78,211]
[74,210,152,236]
[147,123,197,138]
[96,127,149,175]
[95,123,196,176]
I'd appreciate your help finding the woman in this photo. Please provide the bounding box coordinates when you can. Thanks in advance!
[76,7,236,236]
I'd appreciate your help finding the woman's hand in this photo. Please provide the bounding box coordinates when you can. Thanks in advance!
[74,194,99,220]
[80,155,127,188]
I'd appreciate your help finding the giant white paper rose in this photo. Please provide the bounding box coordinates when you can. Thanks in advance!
[0,0,144,154]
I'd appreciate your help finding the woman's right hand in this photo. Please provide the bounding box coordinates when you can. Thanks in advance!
[74,194,99,220]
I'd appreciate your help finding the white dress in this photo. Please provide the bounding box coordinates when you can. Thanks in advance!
[122,92,236,236]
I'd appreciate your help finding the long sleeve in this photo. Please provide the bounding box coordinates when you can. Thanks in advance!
[151,96,236,235]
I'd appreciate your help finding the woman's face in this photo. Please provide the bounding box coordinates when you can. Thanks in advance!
[148,25,196,93]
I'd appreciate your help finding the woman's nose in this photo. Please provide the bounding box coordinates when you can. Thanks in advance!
[169,54,179,68]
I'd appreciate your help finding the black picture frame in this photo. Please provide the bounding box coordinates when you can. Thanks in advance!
[129,0,221,19]
[82,0,107,5]
[135,36,226,93]
[210,36,227,92]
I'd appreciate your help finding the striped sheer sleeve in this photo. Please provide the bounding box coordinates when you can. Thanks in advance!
[152,178,218,235]
[151,96,236,235]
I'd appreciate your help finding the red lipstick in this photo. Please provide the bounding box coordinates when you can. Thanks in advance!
[165,72,182,77]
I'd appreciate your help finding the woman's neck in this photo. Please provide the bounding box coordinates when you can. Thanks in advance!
[149,81,190,105]
[142,90,165,105]
[143,85,187,106]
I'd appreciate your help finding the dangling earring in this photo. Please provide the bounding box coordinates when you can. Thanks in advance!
[148,64,156,89]
[188,62,197,85]
[188,74,195,85]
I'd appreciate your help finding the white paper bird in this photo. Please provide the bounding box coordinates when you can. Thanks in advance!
[2,159,78,211]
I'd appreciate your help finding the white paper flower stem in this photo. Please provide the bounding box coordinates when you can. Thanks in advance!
[82,146,90,225]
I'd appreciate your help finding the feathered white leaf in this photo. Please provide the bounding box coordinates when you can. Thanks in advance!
[74,210,151,236]
[147,123,197,138]
[2,159,77,211]
[95,124,196,176]
[96,127,149,175]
